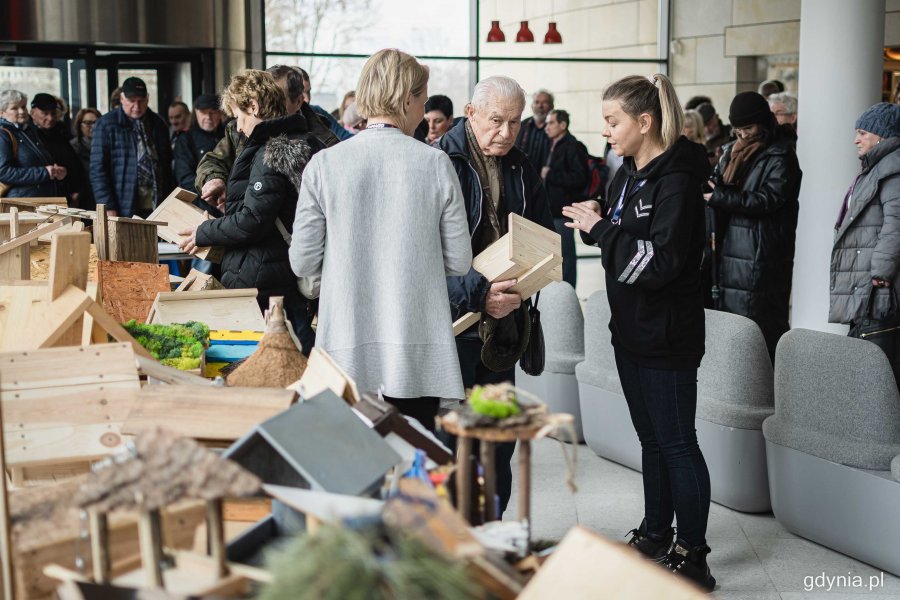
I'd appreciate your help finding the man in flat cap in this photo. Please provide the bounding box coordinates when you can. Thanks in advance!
[90,76,173,217]
[30,93,84,206]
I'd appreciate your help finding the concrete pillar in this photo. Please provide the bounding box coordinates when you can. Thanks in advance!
[791,0,885,333]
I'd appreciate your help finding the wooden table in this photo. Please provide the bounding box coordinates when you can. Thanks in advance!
[440,413,545,536]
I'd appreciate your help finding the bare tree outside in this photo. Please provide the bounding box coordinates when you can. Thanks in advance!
[265,0,377,102]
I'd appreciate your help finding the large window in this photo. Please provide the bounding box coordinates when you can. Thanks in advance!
[263,0,665,156]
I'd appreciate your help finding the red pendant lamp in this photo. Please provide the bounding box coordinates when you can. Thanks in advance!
[487,20,505,43]
[544,1,562,44]
[544,22,562,44]
[516,21,534,42]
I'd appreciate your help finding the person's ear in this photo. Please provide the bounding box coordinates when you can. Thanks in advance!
[249,99,260,117]
[465,103,475,120]
[638,112,653,135]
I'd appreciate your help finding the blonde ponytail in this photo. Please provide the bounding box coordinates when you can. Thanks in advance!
[604,73,684,151]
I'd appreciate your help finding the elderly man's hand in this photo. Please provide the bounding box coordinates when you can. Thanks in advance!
[201,178,227,207]
[485,279,521,319]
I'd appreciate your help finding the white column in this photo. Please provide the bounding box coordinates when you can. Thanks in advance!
[791,0,885,333]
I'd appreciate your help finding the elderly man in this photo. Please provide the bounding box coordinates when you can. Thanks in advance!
[173,94,225,195]
[515,89,554,173]
[30,92,83,205]
[90,77,172,218]
[768,92,798,131]
[439,76,554,516]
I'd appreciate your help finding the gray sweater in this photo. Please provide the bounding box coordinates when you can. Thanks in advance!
[290,127,473,399]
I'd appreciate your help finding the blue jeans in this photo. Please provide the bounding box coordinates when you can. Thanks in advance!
[614,346,711,547]
[553,217,577,288]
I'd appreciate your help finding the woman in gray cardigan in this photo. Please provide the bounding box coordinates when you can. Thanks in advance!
[290,49,472,429]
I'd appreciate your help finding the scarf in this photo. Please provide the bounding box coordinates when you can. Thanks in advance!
[465,120,506,253]
[132,117,159,205]
[721,134,765,185]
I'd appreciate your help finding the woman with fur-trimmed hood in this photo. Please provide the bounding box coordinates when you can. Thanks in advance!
[179,69,325,353]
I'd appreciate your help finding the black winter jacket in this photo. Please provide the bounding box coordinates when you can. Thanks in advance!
[438,120,555,326]
[544,132,589,217]
[583,136,709,370]
[173,124,224,194]
[707,126,802,358]
[36,123,85,203]
[195,114,325,298]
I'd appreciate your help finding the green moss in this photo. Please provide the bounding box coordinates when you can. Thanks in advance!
[123,320,209,371]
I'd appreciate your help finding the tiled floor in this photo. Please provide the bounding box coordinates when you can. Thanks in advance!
[506,439,900,600]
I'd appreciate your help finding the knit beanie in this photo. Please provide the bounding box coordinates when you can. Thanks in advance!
[855,102,900,139]
[728,92,771,128]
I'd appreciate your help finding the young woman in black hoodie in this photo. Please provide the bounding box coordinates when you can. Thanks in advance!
[563,74,715,591]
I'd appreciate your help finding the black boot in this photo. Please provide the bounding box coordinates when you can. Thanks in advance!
[663,539,716,592]
[625,518,674,563]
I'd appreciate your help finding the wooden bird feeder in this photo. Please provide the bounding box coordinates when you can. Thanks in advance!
[146,188,223,262]
[453,213,562,336]
[92,204,166,264]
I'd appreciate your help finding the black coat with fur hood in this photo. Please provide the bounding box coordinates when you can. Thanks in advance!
[196,113,325,295]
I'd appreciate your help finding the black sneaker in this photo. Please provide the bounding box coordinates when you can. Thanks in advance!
[663,540,717,592]
[625,518,674,563]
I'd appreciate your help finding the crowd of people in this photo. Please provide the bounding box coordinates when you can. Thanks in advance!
[2,49,899,593]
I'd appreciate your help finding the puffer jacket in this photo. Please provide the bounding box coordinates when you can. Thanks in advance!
[830,136,900,323]
[437,119,555,328]
[89,106,173,217]
[0,119,61,197]
[195,113,325,297]
[707,126,802,358]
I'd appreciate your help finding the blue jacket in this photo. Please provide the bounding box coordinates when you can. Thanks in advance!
[0,119,61,197]
[438,120,554,324]
[89,107,173,216]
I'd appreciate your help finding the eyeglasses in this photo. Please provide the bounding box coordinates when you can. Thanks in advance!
[81,120,97,126]
[773,111,792,117]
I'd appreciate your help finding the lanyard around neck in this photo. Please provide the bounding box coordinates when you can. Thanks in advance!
[609,177,647,224]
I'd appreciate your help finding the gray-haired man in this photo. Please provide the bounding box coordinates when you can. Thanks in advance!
[439,76,554,517]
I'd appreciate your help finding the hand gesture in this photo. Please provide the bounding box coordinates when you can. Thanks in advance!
[561,200,602,233]
[485,279,521,319]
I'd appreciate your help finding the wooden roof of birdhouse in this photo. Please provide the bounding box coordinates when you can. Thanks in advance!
[74,427,261,512]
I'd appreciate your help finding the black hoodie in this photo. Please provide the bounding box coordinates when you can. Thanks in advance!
[583,136,709,369]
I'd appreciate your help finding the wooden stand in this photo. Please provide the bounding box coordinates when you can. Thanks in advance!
[146,289,265,331]
[440,415,542,536]
[0,219,67,281]
[0,197,67,213]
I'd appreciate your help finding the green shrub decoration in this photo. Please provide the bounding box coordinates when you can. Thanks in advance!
[122,320,209,371]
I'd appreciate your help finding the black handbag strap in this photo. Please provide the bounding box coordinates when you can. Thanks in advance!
[866,285,898,319]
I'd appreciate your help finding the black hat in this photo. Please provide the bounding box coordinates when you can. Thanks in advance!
[121,77,148,98]
[728,92,771,128]
[193,94,220,111]
[30,93,58,112]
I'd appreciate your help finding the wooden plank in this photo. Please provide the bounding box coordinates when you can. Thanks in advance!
[0,244,28,280]
[263,485,382,524]
[0,367,16,600]
[0,211,45,243]
[146,188,223,262]
[452,311,481,337]
[136,355,211,386]
[138,510,164,588]
[48,232,91,347]
[0,219,66,254]
[174,268,223,292]
[122,385,297,442]
[292,347,359,405]
[508,212,561,267]
[83,300,154,359]
[32,286,94,349]
[509,253,564,300]
[0,284,47,351]
[8,207,18,239]
[518,526,709,600]
[472,232,518,282]
[107,220,159,264]
[0,197,66,213]
[148,289,265,331]
[3,389,138,467]
[38,218,81,243]
[0,343,139,398]
[222,497,271,522]
[94,204,109,260]
[97,261,169,324]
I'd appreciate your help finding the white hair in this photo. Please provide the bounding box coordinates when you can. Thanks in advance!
[0,89,26,111]
[470,76,526,112]
[767,92,797,115]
